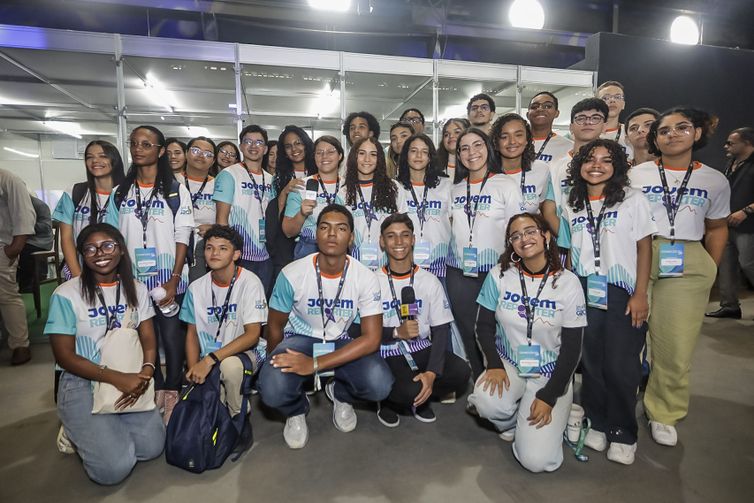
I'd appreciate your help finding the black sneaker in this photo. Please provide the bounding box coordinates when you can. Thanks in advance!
[377,402,400,428]
[705,307,742,319]
[413,403,436,423]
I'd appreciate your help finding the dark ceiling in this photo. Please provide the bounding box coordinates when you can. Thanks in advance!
[1,0,753,68]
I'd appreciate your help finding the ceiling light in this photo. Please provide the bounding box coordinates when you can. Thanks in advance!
[308,0,351,12]
[670,15,700,45]
[42,121,83,139]
[3,147,39,158]
[144,72,177,112]
[509,0,545,30]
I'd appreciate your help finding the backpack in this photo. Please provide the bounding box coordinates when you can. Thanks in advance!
[165,352,254,473]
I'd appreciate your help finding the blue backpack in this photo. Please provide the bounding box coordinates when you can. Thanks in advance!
[165,353,254,473]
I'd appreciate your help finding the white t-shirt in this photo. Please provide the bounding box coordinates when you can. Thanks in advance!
[213,163,273,262]
[44,278,155,365]
[399,177,453,277]
[477,266,587,377]
[601,127,634,161]
[629,161,731,241]
[448,174,524,273]
[269,253,383,341]
[180,267,268,361]
[177,174,216,227]
[104,182,194,293]
[284,174,341,243]
[548,151,574,215]
[557,188,657,294]
[337,181,408,270]
[52,186,111,241]
[533,133,573,164]
[502,160,554,215]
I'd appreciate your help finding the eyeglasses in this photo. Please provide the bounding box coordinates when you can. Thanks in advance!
[600,93,624,102]
[82,240,119,258]
[315,148,338,157]
[284,140,304,151]
[508,228,542,244]
[657,123,694,137]
[528,102,555,111]
[402,116,423,124]
[470,104,491,113]
[189,146,215,159]
[129,140,162,150]
[218,148,238,159]
[241,138,265,147]
[573,114,605,126]
[459,140,485,153]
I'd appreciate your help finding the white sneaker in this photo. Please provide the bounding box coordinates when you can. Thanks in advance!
[498,428,515,442]
[56,425,75,454]
[607,442,637,465]
[283,414,308,449]
[584,429,608,452]
[650,421,678,446]
[325,381,357,432]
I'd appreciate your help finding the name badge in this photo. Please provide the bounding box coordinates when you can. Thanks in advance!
[399,341,419,371]
[586,274,608,310]
[313,342,335,378]
[134,247,158,277]
[659,243,684,277]
[414,240,431,267]
[517,344,541,377]
[463,247,478,277]
[360,242,381,269]
[258,218,266,244]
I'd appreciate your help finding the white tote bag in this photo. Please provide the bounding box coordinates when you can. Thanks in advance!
[91,324,156,414]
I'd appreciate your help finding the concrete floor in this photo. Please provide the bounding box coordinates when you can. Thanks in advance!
[1,297,753,503]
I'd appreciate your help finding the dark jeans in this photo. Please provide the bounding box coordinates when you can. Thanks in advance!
[188,238,207,284]
[579,278,647,444]
[383,346,470,409]
[17,243,48,292]
[239,258,273,298]
[152,293,185,391]
[446,266,488,379]
[258,335,393,418]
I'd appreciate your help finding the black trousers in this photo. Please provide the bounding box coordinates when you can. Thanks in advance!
[152,293,186,391]
[579,278,647,444]
[383,346,470,409]
[446,266,488,380]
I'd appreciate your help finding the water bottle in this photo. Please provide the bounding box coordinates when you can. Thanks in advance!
[149,287,180,317]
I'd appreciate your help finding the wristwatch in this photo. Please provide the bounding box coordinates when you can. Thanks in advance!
[743,206,754,216]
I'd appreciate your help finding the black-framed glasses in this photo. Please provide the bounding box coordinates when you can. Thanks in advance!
[402,116,423,124]
[470,104,491,113]
[189,146,215,159]
[129,140,162,150]
[82,240,119,258]
[573,114,605,126]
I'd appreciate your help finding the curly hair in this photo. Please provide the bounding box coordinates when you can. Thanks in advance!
[646,107,717,157]
[343,136,398,213]
[343,111,381,147]
[453,128,501,184]
[396,134,441,190]
[498,213,562,275]
[203,224,243,252]
[566,139,630,212]
[273,125,316,195]
[437,118,470,173]
[490,113,536,172]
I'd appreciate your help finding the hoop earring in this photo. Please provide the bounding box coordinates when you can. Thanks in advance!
[510,251,521,263]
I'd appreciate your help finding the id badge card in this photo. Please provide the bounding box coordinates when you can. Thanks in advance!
[258,218,266,244]
[399,341,419,371]
[586,274,609,310]
[360,242,380,269]
[134,247,158,277]
[463,247,478,277]
[659,243,684,277]
[313,342,335,377]
[517,344,541,377]
[414,240,431,267]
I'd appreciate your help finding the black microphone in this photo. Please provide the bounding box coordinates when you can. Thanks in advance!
[305,178,319,201]
[400,286,418,321]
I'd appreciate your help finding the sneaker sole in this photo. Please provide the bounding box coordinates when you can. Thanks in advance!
[412,409,437,424]
[325,382,356,433]
[377,410,400,428]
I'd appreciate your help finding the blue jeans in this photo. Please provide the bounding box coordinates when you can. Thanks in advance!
[258,335,393,417]
[57,372,165,485]
[239,258,273,298]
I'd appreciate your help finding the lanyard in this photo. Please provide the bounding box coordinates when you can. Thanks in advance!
[464,172,491,246]
[210,267,239,342]
[517,265,550,345]
[92,193,110,224]
[408,183,430,237]
[535,132,553,160]
[356,183,377,237]
[134,183,159,249]
[584,198,609,274]
[614,127,622,143]
[386,265,416,322]
[95,281,121,333]
[184,175,209,210]
[246,167,267,212]
[317,176,339,206]
[657,161,694,244]
[314,255,350,339]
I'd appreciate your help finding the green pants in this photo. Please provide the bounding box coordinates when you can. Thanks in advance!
[644,239,716,425]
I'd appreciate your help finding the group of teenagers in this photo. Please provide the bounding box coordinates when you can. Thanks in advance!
[45,80,731,484]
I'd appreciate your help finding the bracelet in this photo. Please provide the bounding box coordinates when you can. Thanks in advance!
[312,355,319,374]
[141,362,156,372]
[208,352,220,364]
[171,272,181,279]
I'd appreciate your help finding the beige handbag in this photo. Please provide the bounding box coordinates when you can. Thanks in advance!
[91,322,156,414]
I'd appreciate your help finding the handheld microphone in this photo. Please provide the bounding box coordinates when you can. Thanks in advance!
[400,286,419,320]
[305,179,319,201]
